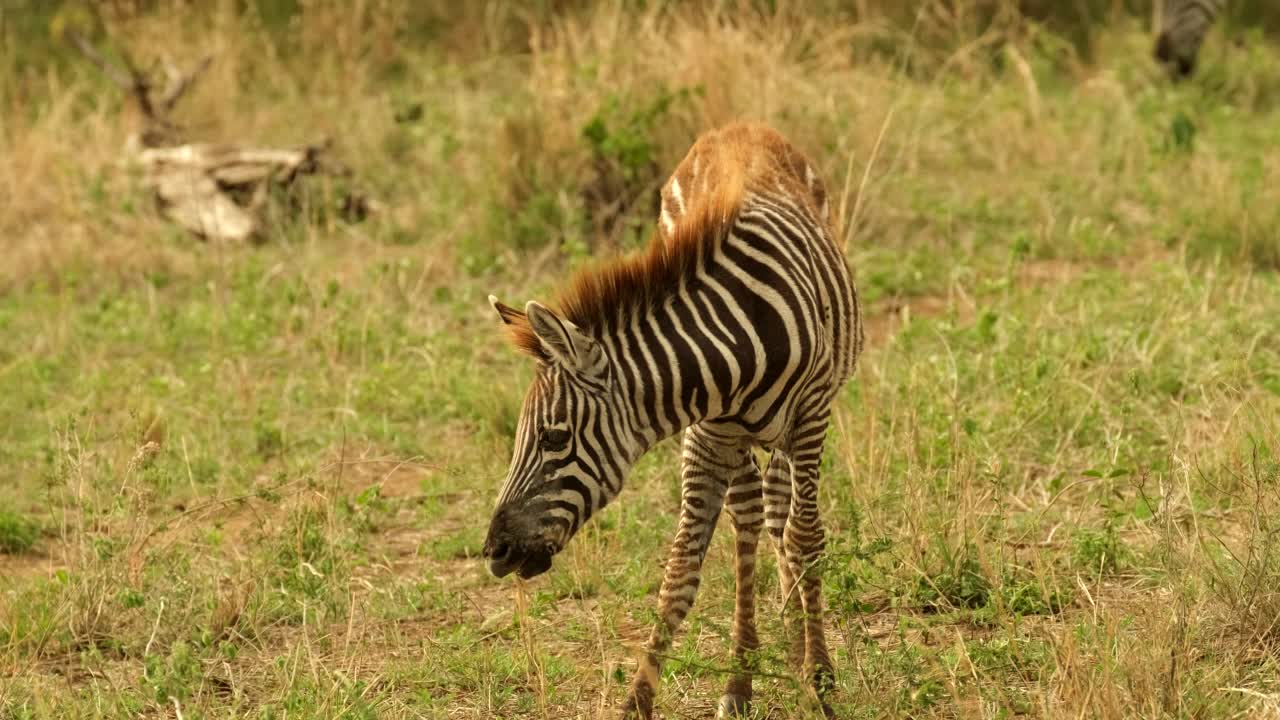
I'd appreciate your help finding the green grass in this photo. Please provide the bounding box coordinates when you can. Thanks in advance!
[2,2,1280,718]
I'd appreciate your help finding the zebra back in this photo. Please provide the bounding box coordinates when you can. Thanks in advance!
[658,124,830,248]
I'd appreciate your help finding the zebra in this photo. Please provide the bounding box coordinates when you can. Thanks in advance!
[1154,0,1226,78]
[482,122,863,719]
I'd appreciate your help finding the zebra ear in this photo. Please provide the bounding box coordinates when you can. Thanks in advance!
[489,295,525,325]
[524,301,608,383]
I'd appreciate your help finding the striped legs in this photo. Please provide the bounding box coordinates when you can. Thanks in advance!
[619,405,836,718]
[718,455,765,718]
[621,426,745,719]
[783,406,836,716]
[763,451,806,669]
[764,401,836,715]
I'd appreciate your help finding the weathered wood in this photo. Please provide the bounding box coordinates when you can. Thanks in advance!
[67,31,366,243]
[136,141,331,242]
[148,166,257,243]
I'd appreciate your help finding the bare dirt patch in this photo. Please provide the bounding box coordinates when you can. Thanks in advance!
[863,293,967,347]
[0,547,66,584]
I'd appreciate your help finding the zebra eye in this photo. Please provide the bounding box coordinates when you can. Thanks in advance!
[538,428,571,452]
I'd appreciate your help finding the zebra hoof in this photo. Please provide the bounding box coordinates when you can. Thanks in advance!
[618,704,646,720]
[812,666,836,718]
[716,693,751,718]
[618,692,653,720]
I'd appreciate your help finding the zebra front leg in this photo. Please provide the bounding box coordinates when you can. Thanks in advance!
[718,457,764,718]
[783,409,836,717]
[621,427,734,719]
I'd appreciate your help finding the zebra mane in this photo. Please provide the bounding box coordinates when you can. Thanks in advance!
[504,121,832,362]
[503,164,745,359]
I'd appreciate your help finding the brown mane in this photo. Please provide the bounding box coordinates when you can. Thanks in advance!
[565,157,743,323]
[502,184,740,357]
[504,122,823,356]
[501,310,549,362]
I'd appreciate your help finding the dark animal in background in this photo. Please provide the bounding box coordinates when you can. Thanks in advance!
[1155,0,1227,78]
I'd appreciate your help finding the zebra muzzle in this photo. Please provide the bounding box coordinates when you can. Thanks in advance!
[485,541,554,579]
[483,503,559,579]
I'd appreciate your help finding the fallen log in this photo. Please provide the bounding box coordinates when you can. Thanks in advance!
[65,29,371,243]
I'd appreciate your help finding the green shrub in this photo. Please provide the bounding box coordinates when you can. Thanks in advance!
[0,510,39,554]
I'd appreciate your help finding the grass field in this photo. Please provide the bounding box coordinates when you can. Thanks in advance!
[2,2,1280,718]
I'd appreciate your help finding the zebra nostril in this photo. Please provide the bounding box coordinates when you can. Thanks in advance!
[487,540,525,578]
[491,542,512,562]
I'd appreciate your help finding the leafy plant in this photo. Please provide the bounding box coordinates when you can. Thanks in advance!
[143,640,201,703]
[1072,524,1132,575]
[1167,111,1197,154]
[915,542,991,611]
[0,510,39,554]
[579,85,701,245]
[1000,576,1071,616]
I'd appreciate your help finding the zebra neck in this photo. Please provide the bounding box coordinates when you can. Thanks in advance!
[604,285,726,453]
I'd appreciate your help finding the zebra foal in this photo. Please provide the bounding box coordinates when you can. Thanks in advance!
[483,122,862,718]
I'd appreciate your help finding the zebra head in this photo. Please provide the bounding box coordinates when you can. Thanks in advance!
[482,295,630,580]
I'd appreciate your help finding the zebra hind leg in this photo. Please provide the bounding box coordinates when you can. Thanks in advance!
[762,451,805,669]
[783,407,836,717]
[717,453,765,718]
[620,426,741,719]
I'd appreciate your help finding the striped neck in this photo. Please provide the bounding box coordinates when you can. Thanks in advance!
[601,277,721,455]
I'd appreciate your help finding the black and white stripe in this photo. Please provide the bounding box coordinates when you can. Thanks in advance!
[484,123,861,718]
